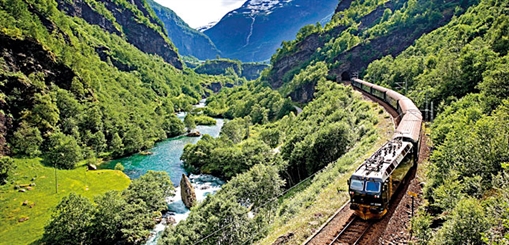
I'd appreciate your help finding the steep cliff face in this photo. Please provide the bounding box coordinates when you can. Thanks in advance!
[56,0,182,69]
[204,0,338,62]
[242,63,270,81]
[328,12,455,80]
[148,0,221,60]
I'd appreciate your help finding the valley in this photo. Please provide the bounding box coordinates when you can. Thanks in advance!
[1,0,508,244]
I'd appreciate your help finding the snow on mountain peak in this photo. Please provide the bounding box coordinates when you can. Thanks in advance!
[241,0,293,16]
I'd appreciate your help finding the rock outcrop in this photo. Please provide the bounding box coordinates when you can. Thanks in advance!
[180,174,196,209]
[194,60,269,81]
[186,131,201,137]
[56,0,182,69]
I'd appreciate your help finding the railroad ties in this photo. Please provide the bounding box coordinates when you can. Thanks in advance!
[328,216,373,245]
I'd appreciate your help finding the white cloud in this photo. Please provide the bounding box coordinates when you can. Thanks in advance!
[154,0,246,28]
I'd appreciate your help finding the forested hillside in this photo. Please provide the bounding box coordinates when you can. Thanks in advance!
[362,0,509,243]
[194,59,269,80]
[263,0,476,102]
[0,0,215,166]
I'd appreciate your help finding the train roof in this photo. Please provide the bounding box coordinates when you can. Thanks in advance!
[385,90,405,102]
[370,84,389,93]
[393,111,422,143]
[352,140,413,182]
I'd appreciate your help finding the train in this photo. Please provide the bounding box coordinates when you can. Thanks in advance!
[347,78,422,220]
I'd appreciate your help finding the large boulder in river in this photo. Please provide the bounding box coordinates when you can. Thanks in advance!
[180,174,196,209]
[186,130,201,137]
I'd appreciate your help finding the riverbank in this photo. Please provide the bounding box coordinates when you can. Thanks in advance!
[0,158,130,245]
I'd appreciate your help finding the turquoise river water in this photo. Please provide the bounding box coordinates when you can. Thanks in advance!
[101,111,225,243]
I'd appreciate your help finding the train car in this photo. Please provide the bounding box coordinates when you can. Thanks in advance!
[348,78,423,220]
[348,140,414,220]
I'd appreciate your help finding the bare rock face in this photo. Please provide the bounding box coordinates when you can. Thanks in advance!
[180,174,196,209]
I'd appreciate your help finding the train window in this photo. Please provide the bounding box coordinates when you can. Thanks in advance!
[365,181,381,193]
[350,179,364,191]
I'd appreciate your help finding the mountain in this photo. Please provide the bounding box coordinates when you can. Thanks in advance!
[204,0,338,62]
[148,0,221,60]
[57,0,182,68]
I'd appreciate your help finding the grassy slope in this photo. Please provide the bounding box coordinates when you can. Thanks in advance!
[258,94,395,244]
[0,159,130,245]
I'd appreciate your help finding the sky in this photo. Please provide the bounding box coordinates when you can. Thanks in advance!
[154,0,246,29]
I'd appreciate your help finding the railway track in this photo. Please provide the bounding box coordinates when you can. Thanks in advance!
[303,205,374,245]
[302,81,419,245]
[329,216,373,245]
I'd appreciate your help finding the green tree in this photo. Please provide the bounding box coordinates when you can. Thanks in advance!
[431,198,489,245]
[184,113,196,132]
[45,131,82,169]
[43,193,94,245]
[0,156,14,183]
[90,191,126,244]
[163,114,185,137]
[119,198,154,245]
[222,164,284,213]
[110,132,124,157]
[123,171,174,213]
[115,162,125,171]
[123,126,144,154]
[220,117,249,144]
[260,128,281,148]
[11,122,43,157]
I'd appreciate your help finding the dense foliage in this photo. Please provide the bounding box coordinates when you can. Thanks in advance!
[265,0,475,96]
[183,80,378,184]
[0,0,221,168]
[172,80,379,243]
[204,81,295,122]
[42,171,174,245]
[361,0,509,243]
[365,0,506,112]
[159,164,285,244]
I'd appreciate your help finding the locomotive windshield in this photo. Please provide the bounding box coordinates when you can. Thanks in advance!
[365,181,381,193]
[350,179,364,191]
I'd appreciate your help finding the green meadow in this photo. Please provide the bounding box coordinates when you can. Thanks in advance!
[0,158,130,245]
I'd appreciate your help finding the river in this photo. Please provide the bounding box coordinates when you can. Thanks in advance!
[100,109,225,244]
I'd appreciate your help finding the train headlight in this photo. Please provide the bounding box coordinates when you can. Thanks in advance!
[374,195,380,198]
[350,191,354,195]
